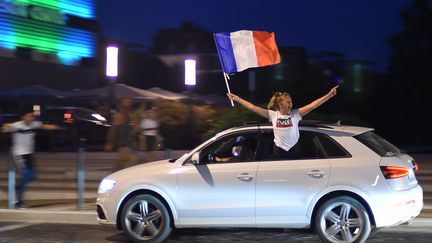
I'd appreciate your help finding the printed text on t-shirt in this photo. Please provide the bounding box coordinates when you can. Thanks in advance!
[276,117,293,128]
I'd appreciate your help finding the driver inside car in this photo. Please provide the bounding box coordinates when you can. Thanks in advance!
[213,145,253,162]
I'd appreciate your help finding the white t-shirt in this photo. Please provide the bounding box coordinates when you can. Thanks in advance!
[10,120,42,156]
[268,109,302,151]
[140,119,159,136]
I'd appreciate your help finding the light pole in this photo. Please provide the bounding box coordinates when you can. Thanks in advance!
[106,46,118,119]
[184,59,196,146]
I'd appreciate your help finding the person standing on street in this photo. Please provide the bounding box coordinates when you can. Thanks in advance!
[2,107,58,208]
[140,108,162,162]
[105,98,140,171]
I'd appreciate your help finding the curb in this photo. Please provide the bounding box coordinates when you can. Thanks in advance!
[0,209,97,225]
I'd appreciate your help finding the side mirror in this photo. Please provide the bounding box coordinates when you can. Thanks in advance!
[191,151,200,165]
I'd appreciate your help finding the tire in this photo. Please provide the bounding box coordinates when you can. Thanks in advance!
[120,194,172,243]
[315,196,371,243]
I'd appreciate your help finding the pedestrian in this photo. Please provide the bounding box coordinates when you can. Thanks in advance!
[227,85,339,158]
[2,107,59,209]
[140,108,162,161]
[105,98,140,171]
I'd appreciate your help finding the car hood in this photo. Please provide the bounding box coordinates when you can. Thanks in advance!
[107,159,177,181]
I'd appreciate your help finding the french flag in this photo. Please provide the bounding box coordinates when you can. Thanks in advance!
[214,30,281,74]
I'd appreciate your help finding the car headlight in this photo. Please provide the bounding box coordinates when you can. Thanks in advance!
[98,178,116,193]
[92,113,107,121]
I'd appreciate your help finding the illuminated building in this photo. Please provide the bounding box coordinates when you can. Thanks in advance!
[0,0,100,90]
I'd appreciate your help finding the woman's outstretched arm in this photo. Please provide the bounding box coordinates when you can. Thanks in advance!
[226,93,269,119]
[299,85,339,117]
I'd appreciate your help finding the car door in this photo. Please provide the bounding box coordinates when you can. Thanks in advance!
[255,130,331,227]
[177,131,259,226]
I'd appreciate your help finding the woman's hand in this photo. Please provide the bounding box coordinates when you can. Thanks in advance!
[226,93,240,102]
[328,85,339,98]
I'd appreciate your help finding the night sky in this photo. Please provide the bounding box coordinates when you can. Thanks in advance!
[98,0,412,71]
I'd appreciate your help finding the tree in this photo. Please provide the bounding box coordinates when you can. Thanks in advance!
[387,0,432,147]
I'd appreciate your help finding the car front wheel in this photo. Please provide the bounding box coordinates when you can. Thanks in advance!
[120,194,172,243]
[315,196,371,243]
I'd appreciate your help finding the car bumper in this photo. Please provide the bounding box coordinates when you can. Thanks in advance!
[96,192,119,226]
[373,184,423,228]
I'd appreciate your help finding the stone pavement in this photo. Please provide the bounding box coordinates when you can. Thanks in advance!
[0,152,431,225]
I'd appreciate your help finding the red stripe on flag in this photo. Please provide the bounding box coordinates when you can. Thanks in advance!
[252,31,281,67]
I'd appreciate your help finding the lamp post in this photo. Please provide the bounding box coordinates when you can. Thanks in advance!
[184,59,196,146]
[106,46,118,120]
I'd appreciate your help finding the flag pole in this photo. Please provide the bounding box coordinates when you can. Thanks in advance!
[223,72,234,107]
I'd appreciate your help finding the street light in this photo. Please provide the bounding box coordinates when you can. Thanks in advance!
[106,46,118,120]
[106,46,118,78]
[185,59,196,86]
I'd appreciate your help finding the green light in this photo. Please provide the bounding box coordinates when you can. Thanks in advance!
[0,1,95,65]
[1,12,94,55]
[14,0,95,18]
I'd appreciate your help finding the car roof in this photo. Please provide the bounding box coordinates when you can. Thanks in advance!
[221,120,374,137]
[44,106,94,112]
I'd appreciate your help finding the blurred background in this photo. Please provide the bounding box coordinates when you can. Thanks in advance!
[0,0,431,152]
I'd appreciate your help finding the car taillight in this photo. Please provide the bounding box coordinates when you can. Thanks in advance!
[380,166,410,179]
[64,112,74,123]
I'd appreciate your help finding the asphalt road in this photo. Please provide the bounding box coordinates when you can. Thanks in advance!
[1,221,432,243]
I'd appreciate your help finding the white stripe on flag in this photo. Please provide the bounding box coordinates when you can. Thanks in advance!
[231,30,258,72]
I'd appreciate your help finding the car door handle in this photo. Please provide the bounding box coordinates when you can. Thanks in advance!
[237,173,253,182]
[307,170,326,179]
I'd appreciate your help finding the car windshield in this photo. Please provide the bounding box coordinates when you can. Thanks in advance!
[354,131,402,157]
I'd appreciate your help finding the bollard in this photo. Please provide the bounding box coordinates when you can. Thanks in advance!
[77,138,86,211]
[7,152,16,209]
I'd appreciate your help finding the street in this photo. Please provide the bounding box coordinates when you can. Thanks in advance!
[1,221,432,243]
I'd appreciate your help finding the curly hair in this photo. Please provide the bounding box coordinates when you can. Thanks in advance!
[267,92,291,111]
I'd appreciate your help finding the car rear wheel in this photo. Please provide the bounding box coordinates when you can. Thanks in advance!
[315,196,371,243]
[120,194,172,243]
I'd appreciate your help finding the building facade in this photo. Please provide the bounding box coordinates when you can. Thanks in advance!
[0,0,101,90]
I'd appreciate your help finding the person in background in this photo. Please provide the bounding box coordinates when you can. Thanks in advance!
[140,108,162,162]
[2,107,59,209]
[105,98,140,170]
[227,86,339,158]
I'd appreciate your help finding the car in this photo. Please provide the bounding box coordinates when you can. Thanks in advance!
[0,106,110,151]
[96,121,423,243]
[37,106,110,150]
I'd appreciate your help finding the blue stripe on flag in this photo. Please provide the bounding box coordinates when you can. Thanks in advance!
[213,32,237,74]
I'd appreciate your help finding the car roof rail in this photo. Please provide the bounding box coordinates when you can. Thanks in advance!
[299,120,335,129]
[234,121,271,129]
[234,120,337,130]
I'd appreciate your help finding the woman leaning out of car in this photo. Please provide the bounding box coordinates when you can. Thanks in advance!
[226,85,339,158]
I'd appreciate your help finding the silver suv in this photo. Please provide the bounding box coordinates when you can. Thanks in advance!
[97,121,423,243]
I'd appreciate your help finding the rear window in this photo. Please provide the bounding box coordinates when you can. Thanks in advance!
[354,131,401,157]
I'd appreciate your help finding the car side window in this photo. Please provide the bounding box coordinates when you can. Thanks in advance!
[199,132,259,164]
[74,110,93,120]
[317,134,351,158]
[257,130,327,161]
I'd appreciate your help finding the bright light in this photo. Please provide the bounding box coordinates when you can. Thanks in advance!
[185,59,196,86]
[98,178,116,193]
[106,46,118,78]
[92,113,107,121]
